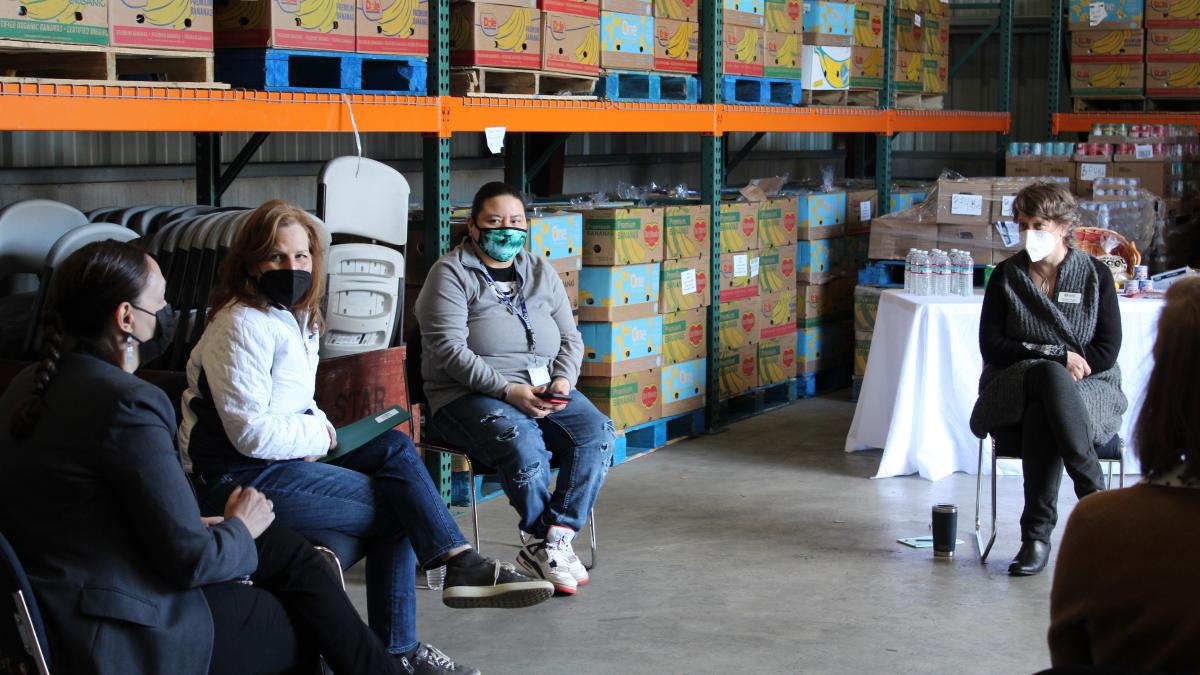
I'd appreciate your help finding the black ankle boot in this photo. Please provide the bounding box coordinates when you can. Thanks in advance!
[1008,540,1051,576]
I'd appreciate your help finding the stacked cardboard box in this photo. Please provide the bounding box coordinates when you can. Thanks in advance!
[716,199,761,398]
[601,0,653,72]
[850,283,881,400]
[1144,1,1200,97]
[849,0,885,93]
[357,0,429,56]
[763,0,802,80]
[543,2,601,78]
[885,0,948,103]
[756,196,799,387]
[216,0,356,51]
[653,0,699,74]
[1066,0,1145,101]
[449,0,544,69]
[659,204,711,417]
[528,210,585,310]
[0,0,109,45]
[800,1,851,94]
[576,205,666,430]
[723,0,765,77]
[792,189,854,378]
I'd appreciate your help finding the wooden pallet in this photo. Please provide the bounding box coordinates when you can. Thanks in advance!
[597,70,698,103]
[846,88,880,107]
[801,89,848,106]
[0,39,224,87]
[451,67,596,98]
[718,378,799,424]
[217,48,426,95]
[1072,95,1145,112]
[893,91,944,109]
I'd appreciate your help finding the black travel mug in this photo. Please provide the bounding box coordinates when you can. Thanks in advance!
[931,504,958,558]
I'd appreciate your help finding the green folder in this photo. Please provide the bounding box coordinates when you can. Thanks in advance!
[321,405,412,463]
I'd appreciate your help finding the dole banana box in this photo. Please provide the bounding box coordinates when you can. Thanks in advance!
[579,315,663,377]
[718,251,761,301]
[1146,60,1200,93]
[922,52,947,94]
[1068,0,1144,29]
[853,283,881,332]
[757,334,798,386]
[542,11,600,75]
[718,296,761,351]
[719,201,759,252]
[756,243,796,294]
[1146,28,1200,58]
[724,0,763,27]
[849,46,883,88]
[527,209,583,261]
[662,358,706,418]
[717,345,758,399]
[924,0,948,15]
[797,190,847,239]
[722,20,765,75]
[654,0,697,22]
[601,0,650,13]
[853,329,872,377]
[893,10,922,52]
[765,0,802,32]
[797,320,851,374]
[1070,29,1144,60]
[601,10,653,70]
[449,2,542,69]
[578,263,660,322]
[540,0,599,18]
[653,16,698,73]
[892,49,923,92]
[582,206,664,265]
[578,368,661,430]
[801,44,850,90]
[757,196,798,248]
[661,255,711,313]
[663,204,711,259]
[844,188,877,233]
[662,307,707,364]
[852,2,881,47]
[764,30,802,78]
[801,0,852,47]
[888,188,926,213]
[797,277,854,327]
[797,238,835,283]
[356,0,427,55]
[759,289,798,339]
[214,0,356,49]
[110,0,212,49]
[1,0,108,44]
[1070,60,1145,96]
[1145,0,1200,25]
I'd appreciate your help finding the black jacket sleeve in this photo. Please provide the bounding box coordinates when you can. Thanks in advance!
[1082,260,1121,372]
[979,263,1069,368]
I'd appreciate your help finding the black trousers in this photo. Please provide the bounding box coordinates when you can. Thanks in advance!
[203,525,396,675]
[1018,361,1106,544]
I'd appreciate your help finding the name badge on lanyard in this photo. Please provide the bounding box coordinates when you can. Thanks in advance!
[528,366,551,387]
[1057,291,1082,305]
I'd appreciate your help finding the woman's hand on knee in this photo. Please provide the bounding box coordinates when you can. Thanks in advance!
[504,383,552,419]
[1065,351,1092,380]
[224,486,276,539]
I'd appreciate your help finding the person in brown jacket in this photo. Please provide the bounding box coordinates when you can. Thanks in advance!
[1048,277,1200,671]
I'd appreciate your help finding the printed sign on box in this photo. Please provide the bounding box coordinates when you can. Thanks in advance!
[580,315,663,377]
[0,0,108,44]
[542,11,600,74]
[356,0,428,55]
[662,307,707,364]
[578,368,661,429]
[111,0,212,49]
[894,10,923,52]
[936,178,994,226]
[600,10,653,70]
[582,206,664,265]
[449,3,542,68]
[719,201,759,252]
[718,251,760,301]
[663,204,711,259]
[662,358,706,417]
[215,0,356,50]
[756,244,796,294]
[845,189,877,233]
[1067,0,1144,29]
[653,16,698,73]
[661,256,710,313]
[578,263,660,321]
[801,44,850,90]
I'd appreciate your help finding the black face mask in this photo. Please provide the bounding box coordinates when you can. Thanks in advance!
[256,269,312,309]
[131,304,176,365]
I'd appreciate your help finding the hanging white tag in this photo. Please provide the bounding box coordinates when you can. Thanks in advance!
[996,221,1020,247]
[859,200,872,221]
[1001,195,1016,218]
[1080,163,1108,181]
[528,366,551,387]
[1057,292,1082,304]
[750,257,760,277]
[1134,144,1154,159]
[681,268,698,295]
[733,254,749,277]
[914,13,922,26]
[1088,1,1107,25]
[485,127,506,154]
[950,193,984,216]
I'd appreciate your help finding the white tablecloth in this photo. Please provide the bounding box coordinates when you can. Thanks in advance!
[845,290,1163,481]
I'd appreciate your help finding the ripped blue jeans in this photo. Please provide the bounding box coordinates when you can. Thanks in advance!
[429,391,616,537]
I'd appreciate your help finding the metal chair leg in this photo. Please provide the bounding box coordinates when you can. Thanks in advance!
[981,439,999,563]
[1118,439,1125,488]
[13,590,50,675]
[466,458,481,553]
[974,438,985,558]
[313,546,346,591]
[584,508,597,571]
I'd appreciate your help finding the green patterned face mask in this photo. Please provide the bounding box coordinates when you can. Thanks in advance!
[476,227,527,262]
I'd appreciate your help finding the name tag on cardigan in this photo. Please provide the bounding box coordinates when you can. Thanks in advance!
[1057,292,1082,304]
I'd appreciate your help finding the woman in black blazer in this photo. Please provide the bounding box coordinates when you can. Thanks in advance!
[0,241,402,675]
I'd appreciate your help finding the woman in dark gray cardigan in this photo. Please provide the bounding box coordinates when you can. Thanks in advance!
[970,182,1126,577]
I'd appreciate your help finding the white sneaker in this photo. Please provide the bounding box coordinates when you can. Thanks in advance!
[516,526,578,595]
[552,528,590,586]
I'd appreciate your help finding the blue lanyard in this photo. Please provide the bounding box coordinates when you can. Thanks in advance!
[479,266,537,353]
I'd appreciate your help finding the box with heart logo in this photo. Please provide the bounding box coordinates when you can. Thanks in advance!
[891,49,923,92]
[798,278,854,327]
[662,307,707,364]
[449,2,542,68]
[852,3,882,47]
[662,358,706,417]
[578,263,660,321]
[718,296,761,351]
[663,204,712,259]
[580,315,663,376]
[653,16,698,73]
[654,0,698,22]
[797,320,851,375]
[766,0,802,32]
[922,12,948,54]
[759,289,798,339]
[718,201,759,252]
[718,345,759,399]
[527,209,583,261]
[718,251,761,302]
[356,0,428,55]
[757,197,798,248]
[542,10,601,75]
[578,368,661,429]
[757,334,797,386]
[756,244,796,294]
[600,10,653,70]
[797,238,837,283]
[922,52,947,93]
[661,256,711,313]
[582,206,664,265]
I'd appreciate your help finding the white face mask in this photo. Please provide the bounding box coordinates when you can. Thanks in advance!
[1022,229,1059,263]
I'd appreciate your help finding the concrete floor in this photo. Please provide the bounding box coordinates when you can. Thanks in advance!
[346,391,1080,674]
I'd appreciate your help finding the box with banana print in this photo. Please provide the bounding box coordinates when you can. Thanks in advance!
[718,251,760,301]
[1146,27,1200,94]
[757,334,797,387]
[527,209,583,261]
[0,0,108,44]
[1145,0,1200,25]
[449,2,542,69]
[891,49,923,92]
[759,288,798,339]
[764,31,802,79]
[1146,27,1200,57]
[1070,60,1145,96]
[723,20,765,76]
[852,2,882,47]
[922,52,947,94]
[662,358,706,418]
[1146,60,1200,93]
[542,11,600,74]
[765,0,802,32]
[725,0,764,27]
[796,320,852,375]
[578,368,661,429]
[717,345,758,399]
[718,201,759,253]
[662,307,707,364]
[356,0,427,55]
[654,17,698,73]
[663,204,711,259]
[756,244,796,294]
[801,0,853,47]
[801,44,850,90]
[798,278,854,328]
[796,238,835,284]
[541,0,599,18]
[893,10,922,52]
[757,196,798,248]
[797,190,847,239]
[580,315,663,376]
[111,0,213,49]
[1070,29,1144,61]
[718,296,761,352]
[921,13,947,54]
[582,206,664,265]
[601,10,653,70]
[654,0,697,22]
[1068,0,1144,29]
[661,256,711,313]
[578,263,661,321]
[215,0,356,50]
[849,46,883,88]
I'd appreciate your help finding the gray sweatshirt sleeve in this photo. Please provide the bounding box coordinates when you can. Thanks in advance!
[544,264,583,387]
[416,261,511,399]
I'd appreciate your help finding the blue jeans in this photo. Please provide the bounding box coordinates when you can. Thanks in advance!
[196,431,468,655]
[429,391,616,538]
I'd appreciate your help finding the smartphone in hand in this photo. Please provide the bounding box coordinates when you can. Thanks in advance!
[535,390,571,405]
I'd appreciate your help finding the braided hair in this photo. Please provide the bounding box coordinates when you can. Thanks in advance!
[11,240,152,439]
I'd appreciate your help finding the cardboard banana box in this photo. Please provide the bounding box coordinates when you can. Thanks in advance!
[215,0,355,50]
[450,2,542,69]
[1,0,109,44]
[542,10,600,75]
[357,0,427,55]
[653,16,698,73]
[111,0,212,49]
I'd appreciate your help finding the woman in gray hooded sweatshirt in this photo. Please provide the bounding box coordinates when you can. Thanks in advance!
[416,182,616,597]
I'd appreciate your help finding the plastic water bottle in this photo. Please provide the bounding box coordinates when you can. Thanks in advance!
[904,248,917,293]
[912,249,930,296]
[959,250,975,296]
[932,249,952,296]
